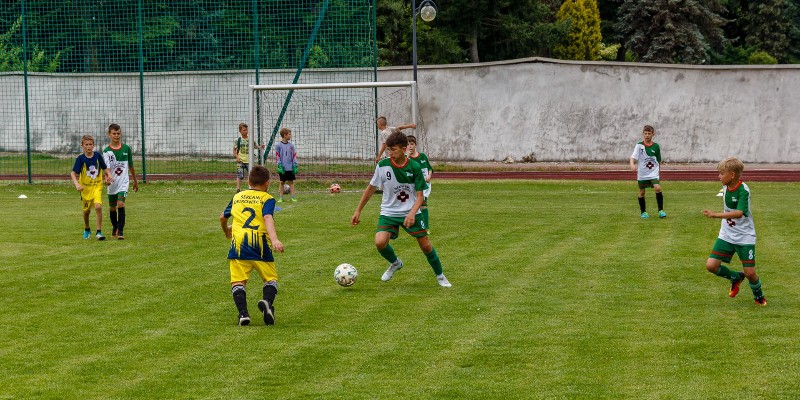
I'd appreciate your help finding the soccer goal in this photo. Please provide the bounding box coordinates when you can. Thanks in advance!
[248,81,421,178]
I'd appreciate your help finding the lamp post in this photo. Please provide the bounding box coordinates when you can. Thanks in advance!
[412,0,437,83]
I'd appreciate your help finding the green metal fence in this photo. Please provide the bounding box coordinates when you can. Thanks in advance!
[0,0,377,183]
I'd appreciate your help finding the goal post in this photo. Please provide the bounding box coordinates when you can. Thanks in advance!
[248,81,420,179]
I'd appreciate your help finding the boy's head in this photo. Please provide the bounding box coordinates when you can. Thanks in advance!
[108,123,121,142]
[642,125,655,142]
[239,123,248,136]
[279,127,292,140]
[376,116,387,130]
[717,157,744,179]
[81,135,95,153]
[248,165,270,188]
[407,135,417,145]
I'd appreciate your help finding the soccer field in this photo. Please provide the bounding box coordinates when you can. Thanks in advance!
[1,180,798,399]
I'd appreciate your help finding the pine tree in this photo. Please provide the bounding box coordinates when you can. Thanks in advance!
[743,0,791,61]
[554,0,603,60]
[616,0,726,64]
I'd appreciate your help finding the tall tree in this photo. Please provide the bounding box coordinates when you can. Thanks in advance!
[617,0,727,64]
[553,0,602,60]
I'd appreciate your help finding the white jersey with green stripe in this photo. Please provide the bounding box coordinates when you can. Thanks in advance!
[102,143,134,195]
[630,141,661,180]
[718,181,756,245]
[369,157,428,217]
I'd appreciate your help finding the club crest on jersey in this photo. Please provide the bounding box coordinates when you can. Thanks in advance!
[393,185,411,202]
[87,165,99,179]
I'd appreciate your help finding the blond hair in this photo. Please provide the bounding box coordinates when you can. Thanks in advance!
[717,157,744,178]
[279,127,291,138]
[81,135,94,144]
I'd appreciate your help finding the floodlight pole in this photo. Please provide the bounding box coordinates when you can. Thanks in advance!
[411,0,436,129]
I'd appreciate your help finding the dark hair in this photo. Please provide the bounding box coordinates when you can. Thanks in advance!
[249,165,270,186]
[385,130,408,148]
[406,135,417,144]
[239,122,248,129]
[643,125,655,133]
[108,123,121,132]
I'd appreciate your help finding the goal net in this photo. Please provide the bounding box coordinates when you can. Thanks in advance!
[248,81,423,179]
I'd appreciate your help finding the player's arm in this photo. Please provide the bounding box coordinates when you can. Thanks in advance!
[219,212,232,239]
[351,185,377,226]
[702,209,744,219]
[397,123,417,130]
[263,214,283,253]
[404,191,424,228]
[233,146,240,163]
[129,164,139,192]
[375,143,386,163]
[70,171,83,191]
[629,157,637,171]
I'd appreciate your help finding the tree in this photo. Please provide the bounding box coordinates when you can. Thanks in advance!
[616,0,727,64]
[0,16,61,72]
[553,0,603,60]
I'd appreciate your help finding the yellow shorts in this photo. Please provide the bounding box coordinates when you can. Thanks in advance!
[81,184,104,212]
[229,259,278,283]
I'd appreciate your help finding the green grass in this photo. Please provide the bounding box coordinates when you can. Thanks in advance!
[1,180,799,399]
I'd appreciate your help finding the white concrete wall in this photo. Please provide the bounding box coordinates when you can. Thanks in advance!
[2,58,799,162]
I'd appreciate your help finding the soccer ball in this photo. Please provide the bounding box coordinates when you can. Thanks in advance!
[334,263,358,287]
[283,183,291,195]
[329,183,341,193]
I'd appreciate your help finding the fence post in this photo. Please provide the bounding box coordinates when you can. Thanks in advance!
[22,0,32,183]
[137,0,147,182]
[253,0,263,165]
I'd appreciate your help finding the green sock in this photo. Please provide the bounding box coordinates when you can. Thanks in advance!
[425,248,443,275]
[378,244,398,264]
[715,265,739,281]
[749,278,764,299]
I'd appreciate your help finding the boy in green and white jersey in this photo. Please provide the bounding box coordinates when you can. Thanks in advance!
[103,123,139,240]
[351,131,451,287]
[629,125,666,219]
[702,157,766,306]
[407,135,432,230]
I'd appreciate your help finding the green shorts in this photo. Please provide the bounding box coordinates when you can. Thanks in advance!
[637,179,660,189]
[710,238,756,267]
[377,215,428,239]
[108,192,128,205]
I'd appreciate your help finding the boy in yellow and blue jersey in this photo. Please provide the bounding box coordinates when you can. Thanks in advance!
[351,130,451,288]
[220,165,285,325]
[70,135,111,240]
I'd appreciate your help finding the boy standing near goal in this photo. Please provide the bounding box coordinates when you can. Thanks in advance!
[275,127,298,203]
[233,123,265,193]
[702,157,766,306]
[375,116,415,163]
[70,135,111,240]
[102,123,139,240]
[629,125,666,219]
[351,131,451,288]
[220,165,284,326]
[406,135,432,230]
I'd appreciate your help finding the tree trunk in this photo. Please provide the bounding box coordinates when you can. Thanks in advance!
[469,25,480,63]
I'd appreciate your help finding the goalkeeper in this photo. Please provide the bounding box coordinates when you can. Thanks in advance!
[275,127,299,202]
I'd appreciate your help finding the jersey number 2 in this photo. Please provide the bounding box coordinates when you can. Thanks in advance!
[242,207,260,230]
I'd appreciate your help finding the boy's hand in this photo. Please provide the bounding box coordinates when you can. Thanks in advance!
[702,210,717,218]
[351,211,361,226]
[272,239,284,253]
[75,183,84,191]
[133,181,139,192]
[223,225,232,239]
[403,213,416,228]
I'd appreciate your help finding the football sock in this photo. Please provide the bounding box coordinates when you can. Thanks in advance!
[84,227,91,233]
[638,196,646,213]
[656,192,664,211]
[378,244,398,263]
[232,285,248,314]
[118,207,126,231]
[714,265,740,281]
[110,210,118,230]
[263,283,278,310]
[749,278,764,299]
[425,248,443,275]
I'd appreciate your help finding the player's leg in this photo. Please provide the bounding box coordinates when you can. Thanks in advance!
[707,239,744,296]
[736,245,765,305]
[81,190,92,239]
[254,262,278,325]
[230,260,252,325]
[289,175,297,202]
[278,180,286,202]
[653,182,666,218]
[92,186,105,240]
[405,220,450,287]
[116,194,127,240]
[637,183,648,218]
[108,194,119,237]
[375,218,403,281]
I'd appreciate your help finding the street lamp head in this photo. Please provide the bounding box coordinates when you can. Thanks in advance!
[420,3,437,22]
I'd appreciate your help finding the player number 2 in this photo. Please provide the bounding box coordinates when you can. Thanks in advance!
[242,207,260,230]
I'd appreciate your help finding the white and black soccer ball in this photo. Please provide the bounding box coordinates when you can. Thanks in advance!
[283,184,291,195]
[329,183,341,194]
[334,263,358,287]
